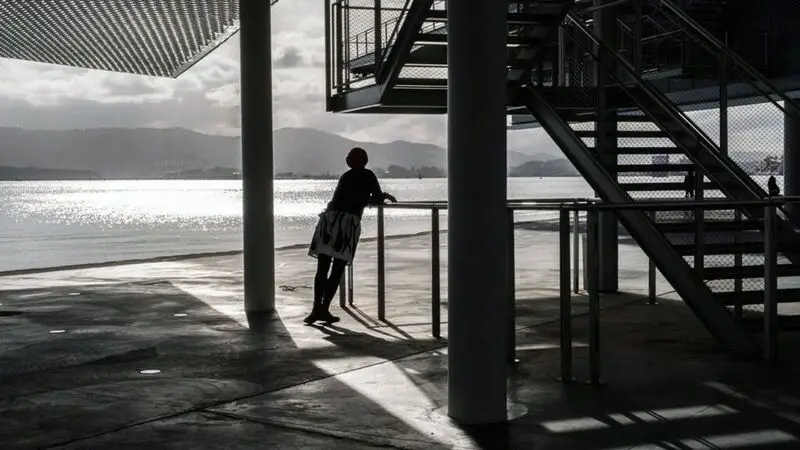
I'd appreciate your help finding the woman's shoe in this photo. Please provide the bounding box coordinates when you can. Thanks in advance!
[303,310,320,324]
[318,311,340,324]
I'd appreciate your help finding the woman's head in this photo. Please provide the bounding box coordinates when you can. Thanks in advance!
[346,147,368,169]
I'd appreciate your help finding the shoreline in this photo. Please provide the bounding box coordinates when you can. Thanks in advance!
[0,217,641,277]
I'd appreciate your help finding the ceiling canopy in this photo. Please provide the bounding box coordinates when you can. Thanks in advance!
[0,1,266,78]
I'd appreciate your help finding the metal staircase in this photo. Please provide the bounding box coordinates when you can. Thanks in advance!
[326,0,573,113]
[325,0,800,356]
[520,3,800,354]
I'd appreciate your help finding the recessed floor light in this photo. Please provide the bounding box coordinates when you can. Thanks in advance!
[139,369,161,375]
[173,313,188,317]
[67,293,80,296]
[49,329,67,334]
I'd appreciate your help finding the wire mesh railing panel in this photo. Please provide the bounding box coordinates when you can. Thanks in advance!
[554,14,792,322]
[585,0,796,200]
[329,0,449,93]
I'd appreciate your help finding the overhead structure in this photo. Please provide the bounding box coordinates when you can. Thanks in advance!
[0,0,278,78]
[0,0,283,315]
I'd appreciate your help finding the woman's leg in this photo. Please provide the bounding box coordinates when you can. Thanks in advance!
[318,258,348,322]
[305,255,332,323]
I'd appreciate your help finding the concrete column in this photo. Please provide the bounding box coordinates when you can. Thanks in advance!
[447,0,508,424]
[594,0,619,293]
[240,0,275,314]
[785,103,800,197]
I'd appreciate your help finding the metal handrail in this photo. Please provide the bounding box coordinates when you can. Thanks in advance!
[348,0,411,61]
[563,13,776,211]
[383,196,799,212]
[364,195,790,372]
[654,0,800,122]
[346,0,446,62]
[382,197,599,210]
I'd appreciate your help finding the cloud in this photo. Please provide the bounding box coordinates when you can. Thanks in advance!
[0,0,457,147]
[0,0,786,169]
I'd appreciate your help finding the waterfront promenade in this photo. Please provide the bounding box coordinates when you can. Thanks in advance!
[2,229,800,449]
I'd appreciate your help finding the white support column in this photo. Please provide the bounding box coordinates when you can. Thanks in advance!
[240,0,275,315]
[447,0,509,424]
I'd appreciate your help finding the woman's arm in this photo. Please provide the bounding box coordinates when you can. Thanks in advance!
[367,171,397,204]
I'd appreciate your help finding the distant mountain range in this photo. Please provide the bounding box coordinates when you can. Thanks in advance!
[0,126,540,179]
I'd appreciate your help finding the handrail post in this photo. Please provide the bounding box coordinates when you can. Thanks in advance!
[587,207,601,385]
[373,0,382,71]
[507,207,517,364]
[432,207,441,338]
[633,0,642,73]
[559,208,573,382]
[573,207,580,293]
[335,1,344,93]
[734,209,743,323]
[339,269,346,308]
[377,204,386,321]
[694,170,705,277]
[348,263,354,305]
[764,203,778,364]
[648,211,656,305]
[719,48,728,155]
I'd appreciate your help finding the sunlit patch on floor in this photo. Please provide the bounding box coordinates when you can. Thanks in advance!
[540,404,739,434]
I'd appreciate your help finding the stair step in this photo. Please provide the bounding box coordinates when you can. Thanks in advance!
[673,242,765,256]
[575,129,668,138]
[620,182,718,192]
[563,114,655,123]
[703,265,800,280]
[607,147,685,155]
[617,164,694,173]
[716,288,800,306]
[416,33,536,46]
[425,10,559,25]
[657,220,765,233]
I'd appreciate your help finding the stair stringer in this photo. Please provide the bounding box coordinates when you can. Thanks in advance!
[520,86,759,356]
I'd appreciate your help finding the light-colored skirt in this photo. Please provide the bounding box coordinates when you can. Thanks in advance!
[308,209,362,264]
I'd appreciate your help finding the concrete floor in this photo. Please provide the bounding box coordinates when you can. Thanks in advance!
[2,230,800,449]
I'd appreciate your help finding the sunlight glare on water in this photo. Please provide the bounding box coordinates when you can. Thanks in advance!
[0,177,593,271]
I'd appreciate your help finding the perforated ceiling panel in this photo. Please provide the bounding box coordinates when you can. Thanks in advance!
[0,0,253,78]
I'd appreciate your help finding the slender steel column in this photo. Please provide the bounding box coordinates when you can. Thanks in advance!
[447,0,509,424]
[785,103,800,197]
[240,0,275,314]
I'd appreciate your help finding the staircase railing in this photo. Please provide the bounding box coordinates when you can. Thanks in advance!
[576,1,800,205]
[650,1,800,227]
[330,0,447,90]
[558,9,800,295]
[564,13,766,200]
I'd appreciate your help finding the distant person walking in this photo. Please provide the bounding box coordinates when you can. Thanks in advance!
[305,147,397,324]
[768,175,781,197]
[684,169,695,198]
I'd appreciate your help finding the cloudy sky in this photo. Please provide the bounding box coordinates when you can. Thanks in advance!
[0,1,553,155]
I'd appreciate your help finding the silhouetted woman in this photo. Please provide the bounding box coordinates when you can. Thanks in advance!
[768,175,781,197]
[684,169,695,198]
[305,147,397,324]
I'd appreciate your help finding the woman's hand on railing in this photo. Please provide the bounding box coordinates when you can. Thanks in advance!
[384,193,398,203]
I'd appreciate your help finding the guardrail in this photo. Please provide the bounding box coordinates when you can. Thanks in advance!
[338,196,798,384]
